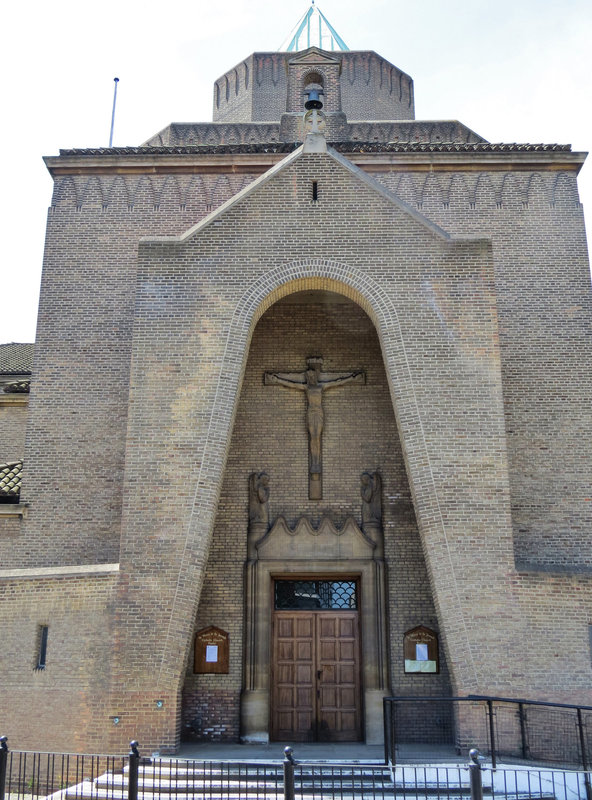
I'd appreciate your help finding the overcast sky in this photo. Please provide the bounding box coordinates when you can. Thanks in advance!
[1,0,591,344]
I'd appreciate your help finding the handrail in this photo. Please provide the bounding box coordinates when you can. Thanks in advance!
[384,694,592,711]
[467,694,592,712]
[383,695,592,770]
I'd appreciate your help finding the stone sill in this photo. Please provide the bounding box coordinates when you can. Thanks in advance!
[0,563,120,580]
[0,503,27,518]
[0,394,28,406]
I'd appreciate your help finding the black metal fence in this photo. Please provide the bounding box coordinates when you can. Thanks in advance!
[284,745,393,800]
[2,736,592,800]
[384,695,592,770]
[0,737,127,800]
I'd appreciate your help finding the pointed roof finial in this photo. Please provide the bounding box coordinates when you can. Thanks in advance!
[279,3,349,52]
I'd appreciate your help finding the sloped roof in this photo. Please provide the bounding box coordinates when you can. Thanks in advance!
[0,461,22,497]
[279,2,348,52]
[0,343,34,375]
[58,142,572,158]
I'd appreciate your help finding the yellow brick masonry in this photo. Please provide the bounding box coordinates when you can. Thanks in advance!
[1,138,591,752]
[103,147,591,750]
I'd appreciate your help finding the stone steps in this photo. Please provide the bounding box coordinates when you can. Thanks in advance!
[59,762,389,800]
[53,761,559,800]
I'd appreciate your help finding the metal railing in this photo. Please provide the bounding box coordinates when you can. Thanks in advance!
[0,736,127,800]
[2,736,592,800]
[468,747,592,800]
[284,745,393,800]
[384,695,592,770]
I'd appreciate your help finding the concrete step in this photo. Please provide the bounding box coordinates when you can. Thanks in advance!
[55,762,561,800]
[97,778,394,789]
[62,790,555,800]
[64,794,491,800]
[90,776,395,792]
[59,781,558,800]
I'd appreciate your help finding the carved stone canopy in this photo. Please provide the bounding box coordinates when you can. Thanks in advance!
[255,515,377,561]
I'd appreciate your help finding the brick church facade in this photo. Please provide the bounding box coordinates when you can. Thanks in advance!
[1,11,591,754]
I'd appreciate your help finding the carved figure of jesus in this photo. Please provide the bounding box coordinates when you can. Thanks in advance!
[264,357,365,499]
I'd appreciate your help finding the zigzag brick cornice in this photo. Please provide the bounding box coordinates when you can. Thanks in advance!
[47,166,582,212]
[144,121,485,148]
[143,122,282,147]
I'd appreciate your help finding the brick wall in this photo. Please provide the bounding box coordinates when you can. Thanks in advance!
[213,57,255,124]
[0,171,260,567]
[0,401,28,462]
[340,52,414,120]
[372,168,592,569]
[182,688,240,742]
[0,570,117,751]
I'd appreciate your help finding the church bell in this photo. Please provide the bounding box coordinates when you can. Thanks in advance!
[304,89,323,110]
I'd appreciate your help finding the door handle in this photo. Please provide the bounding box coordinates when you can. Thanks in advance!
[317,670,322,680]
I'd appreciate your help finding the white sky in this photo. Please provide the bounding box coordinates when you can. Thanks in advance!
[1,0,591,344]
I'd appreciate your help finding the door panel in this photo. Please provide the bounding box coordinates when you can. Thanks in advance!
[340,641,355,660]
[271,609,361,742]
[297,641,312,659]
[277,617,293,637]
[296,617,313,636]
[317,610,360,741]
[339,617,356,637]
[273,611,315,741]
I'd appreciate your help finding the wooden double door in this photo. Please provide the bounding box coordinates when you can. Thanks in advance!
[271,610,362,742]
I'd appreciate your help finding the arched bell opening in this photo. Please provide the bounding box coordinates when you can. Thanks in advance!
[303,71,325,110]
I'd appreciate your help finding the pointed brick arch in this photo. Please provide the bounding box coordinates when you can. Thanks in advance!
[153,258,481,701]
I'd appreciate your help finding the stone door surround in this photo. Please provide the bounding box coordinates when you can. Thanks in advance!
[241,514,389,744]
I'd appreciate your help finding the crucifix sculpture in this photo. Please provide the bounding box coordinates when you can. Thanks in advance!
[264,357,365,499]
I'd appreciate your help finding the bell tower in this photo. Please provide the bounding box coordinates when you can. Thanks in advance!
[212,4,414,127]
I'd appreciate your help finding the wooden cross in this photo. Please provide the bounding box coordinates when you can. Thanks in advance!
[264,357,365,499]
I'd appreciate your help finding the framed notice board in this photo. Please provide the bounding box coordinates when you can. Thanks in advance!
[404,625,439,674]
[194,626,229,674]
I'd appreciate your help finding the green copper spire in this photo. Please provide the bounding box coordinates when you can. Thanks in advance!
[279,1,349,52]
